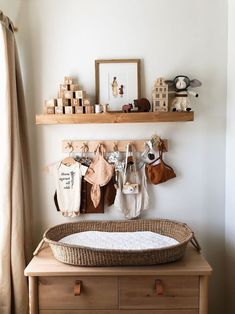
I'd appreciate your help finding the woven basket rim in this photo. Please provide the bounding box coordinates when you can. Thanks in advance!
[43,219,193,253]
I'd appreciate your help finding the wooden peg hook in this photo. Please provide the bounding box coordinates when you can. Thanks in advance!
[155,279,164,295]
[65,141,74,154]
[74,280,82,296]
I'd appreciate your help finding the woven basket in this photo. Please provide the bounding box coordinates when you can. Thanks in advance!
[34,219,200,266]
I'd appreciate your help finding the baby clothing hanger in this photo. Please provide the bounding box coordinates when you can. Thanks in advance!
[61,143,77,167]
[79,143,91,166]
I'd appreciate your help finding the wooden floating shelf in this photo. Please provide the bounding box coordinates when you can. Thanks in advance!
[35,111,194,125]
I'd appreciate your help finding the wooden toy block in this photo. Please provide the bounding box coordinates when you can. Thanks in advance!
[64,76,73,84]
[70,84,80,92]
[59,98,71,106]
[60,84,70,92]
[57,98,64,107]
[45,106,55,114]
[74,106,84,114]
[71,98,80,106]
[44,99,57,107]
[85,105,95,114]
[83,98,91,106]
[55,106,64,114]
[75,90,86,99]
[64,91,74,99]
[64,106,74,114]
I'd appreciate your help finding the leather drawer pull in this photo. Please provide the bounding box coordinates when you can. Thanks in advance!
[74,280,82,296]
[155,279,164,295]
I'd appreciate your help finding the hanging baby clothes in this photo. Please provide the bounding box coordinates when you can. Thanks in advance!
[80,178,105,213]
[52,161,88,217]
[114,144,149,219]
[80,176,116,214]
[84,144,114,208]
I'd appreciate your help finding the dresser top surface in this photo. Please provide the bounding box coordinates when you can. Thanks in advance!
[25,245,212,277]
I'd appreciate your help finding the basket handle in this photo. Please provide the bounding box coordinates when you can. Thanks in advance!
[33,239,46,256]
[190,234,201,252]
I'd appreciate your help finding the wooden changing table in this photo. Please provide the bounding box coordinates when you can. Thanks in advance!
[24,246,212,314]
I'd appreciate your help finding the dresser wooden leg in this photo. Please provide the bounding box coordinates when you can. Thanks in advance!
[199,276,208,314]
[29,276,38,314]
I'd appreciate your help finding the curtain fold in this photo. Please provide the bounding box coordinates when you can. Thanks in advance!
[0,11,32,314]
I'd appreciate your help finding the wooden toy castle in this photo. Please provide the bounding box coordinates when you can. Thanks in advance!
[44,76,93,115]
[152,77,168,112]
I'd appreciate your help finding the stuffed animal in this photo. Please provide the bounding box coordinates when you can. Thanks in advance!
[141,135,165,165]
[134,98,151,112]
[122,103,133,113]
[166,75,201,112]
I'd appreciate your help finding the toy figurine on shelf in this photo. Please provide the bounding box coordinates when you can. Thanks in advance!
[166,75,201,112]
[134,98,151,112]
[122,103,133,113]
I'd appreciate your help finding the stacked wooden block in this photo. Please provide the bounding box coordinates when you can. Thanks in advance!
[152,77,168,112]
[44,76,92,115]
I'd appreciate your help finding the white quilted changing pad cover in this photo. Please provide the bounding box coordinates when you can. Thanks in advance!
[59,231,179,251]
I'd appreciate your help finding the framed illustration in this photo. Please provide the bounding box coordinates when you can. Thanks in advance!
[95,59,141,111]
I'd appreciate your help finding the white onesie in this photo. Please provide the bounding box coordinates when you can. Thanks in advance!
[53,161,88,217]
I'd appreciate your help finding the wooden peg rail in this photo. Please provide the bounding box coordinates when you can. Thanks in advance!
[62,139,168,153]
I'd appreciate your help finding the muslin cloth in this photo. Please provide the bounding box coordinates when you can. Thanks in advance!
[84,144,114,207]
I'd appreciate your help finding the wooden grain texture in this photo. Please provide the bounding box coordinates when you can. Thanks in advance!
[24,247,212,277]
[35,112,194,125]
[29,276,38,314]
[39,276,118,310]
[119,276,199,310]
[40,310,198,314]
[199,276,208,314]
[25,247,211,314]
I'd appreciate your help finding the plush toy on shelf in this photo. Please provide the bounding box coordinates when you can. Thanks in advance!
[166,75,202,112]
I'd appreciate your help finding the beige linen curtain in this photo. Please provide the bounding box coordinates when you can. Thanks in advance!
[0,11,32,314]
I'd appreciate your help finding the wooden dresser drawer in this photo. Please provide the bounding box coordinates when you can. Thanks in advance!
[119,276,199,310]
[38,276,118,310]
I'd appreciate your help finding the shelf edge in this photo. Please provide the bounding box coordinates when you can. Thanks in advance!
[35,111,194,125]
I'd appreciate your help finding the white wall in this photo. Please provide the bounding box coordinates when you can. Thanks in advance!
[0,1,228,313]
[226,1,235,313]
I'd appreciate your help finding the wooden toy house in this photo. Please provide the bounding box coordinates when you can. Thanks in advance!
[152,77,168,112]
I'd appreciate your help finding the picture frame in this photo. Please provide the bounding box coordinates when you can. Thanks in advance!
[95,59,141,111]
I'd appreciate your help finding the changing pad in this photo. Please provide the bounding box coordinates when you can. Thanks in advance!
[59,231,179,251]
[41,220,199,266]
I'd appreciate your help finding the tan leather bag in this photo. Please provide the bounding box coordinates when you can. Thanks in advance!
[146,140,176,185]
